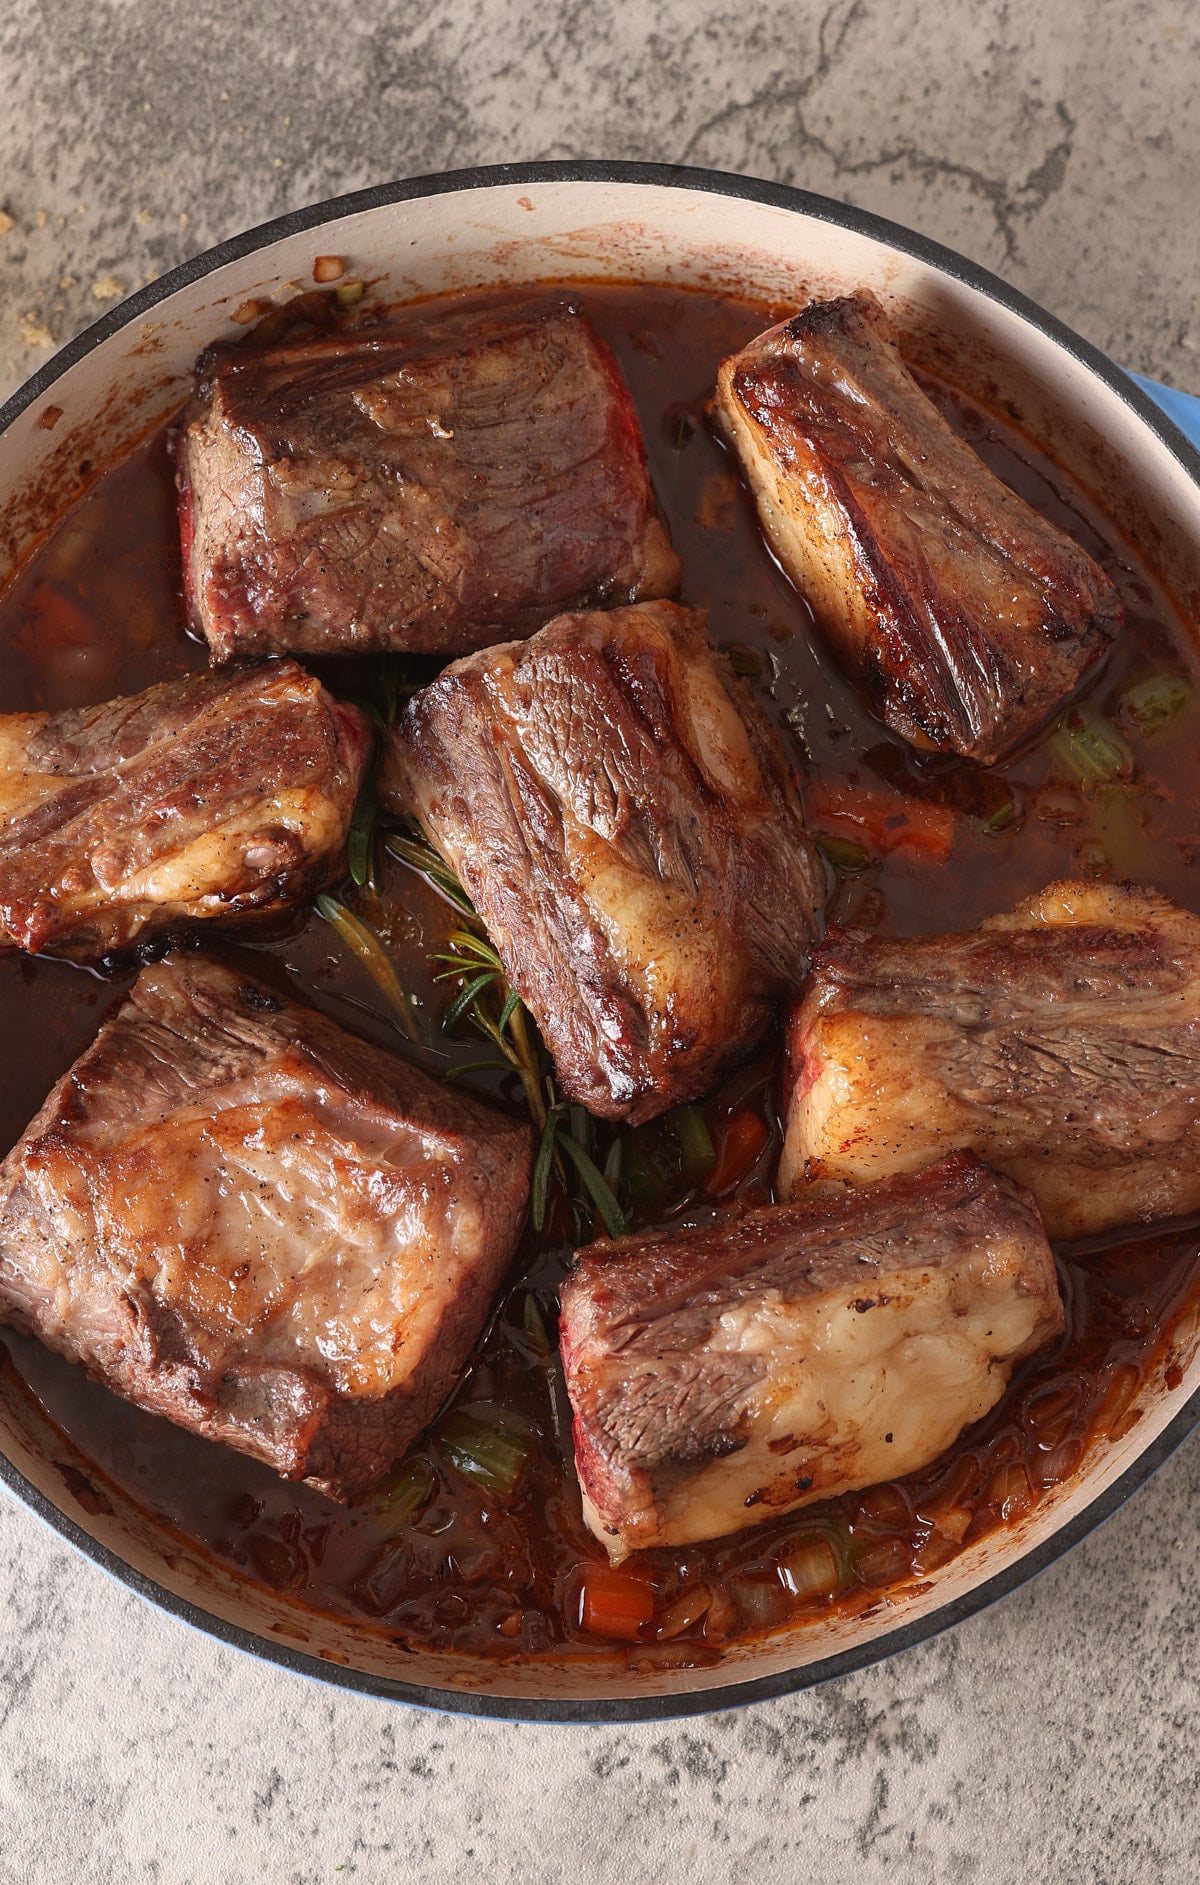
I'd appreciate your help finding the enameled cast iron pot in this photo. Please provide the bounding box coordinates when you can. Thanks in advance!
[2,162,1200,1722]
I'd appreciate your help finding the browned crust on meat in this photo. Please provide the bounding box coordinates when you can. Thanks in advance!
[177,299,681,663]
[0,659,370,960]
[560,1153,1062,1550]
[782,878,1200,1237]
[381,599,826,1122]
[0,955,533,1497]
[713,294,1123,764]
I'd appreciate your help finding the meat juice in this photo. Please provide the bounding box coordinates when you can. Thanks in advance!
[1,282,1199,1664]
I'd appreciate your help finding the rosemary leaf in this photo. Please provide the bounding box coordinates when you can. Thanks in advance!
[442,969,499,1032]
[531,1110,559,1232]
[347,776,379,889]
[442,1058,515,1082]
[384,831,477,916]
[603,1137,623,1189]
[315,894,420,1043]
[557,1133,628,1238]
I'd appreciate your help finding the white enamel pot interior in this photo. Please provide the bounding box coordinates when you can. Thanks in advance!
[2,163,1199,1721]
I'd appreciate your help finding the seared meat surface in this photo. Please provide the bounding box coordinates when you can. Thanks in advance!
[0,660,369,960]
[782,879,1200,1238]
[381,599,826,1122]
[560,1153,1062,1556]
[713,294,1123,763]
[177,300,681,663]
[0,955,533,1496]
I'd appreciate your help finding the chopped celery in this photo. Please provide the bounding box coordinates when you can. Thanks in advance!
[666,1104,716,1185]
[522,1292,553,1359]
[1120,672,1193,737]
[374,1454,436,1523]
[980,797,1018,835]
[815,832,872,875]
[621,1139,670,1210]
[724,643,762,679]
[438,1407,531,1496]
[1045,708,1133,786]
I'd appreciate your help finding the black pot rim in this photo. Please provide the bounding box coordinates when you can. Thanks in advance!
[2,158,1199,1725]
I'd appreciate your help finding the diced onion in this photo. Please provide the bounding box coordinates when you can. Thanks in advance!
[778,1536,842,1601]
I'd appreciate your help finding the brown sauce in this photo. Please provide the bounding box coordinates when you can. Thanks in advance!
[2,281,1200,1668]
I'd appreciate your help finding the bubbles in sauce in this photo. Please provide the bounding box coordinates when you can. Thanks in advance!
[2,281,1199,1668]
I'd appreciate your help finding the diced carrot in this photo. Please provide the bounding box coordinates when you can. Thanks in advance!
[22,581,102,651]
[806,779,956,863]
[578,1562,655,1641]
[14,582,118,706]
[705,1106,770,1196]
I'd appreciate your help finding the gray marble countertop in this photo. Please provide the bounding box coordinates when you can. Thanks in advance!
[1,3,1198,1878]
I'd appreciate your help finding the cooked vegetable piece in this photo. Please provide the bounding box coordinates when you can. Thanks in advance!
[781,879,1200,1238]
[374,1455,437,1522]
[1045,707,1133,786]
[577,1561,656,1639]
[806,778,957,862]
[560,1154,1063,1556]
[14,581,119,707]
[815,833,872,875]
[0,661,370,960]
[438,1407,532,1497]
[0,954,533,1498]
[667,1105,716,1185]
[704,1106,769,1195]
[1120,672,1193,737]
[381,599,825,1123]
[177,300,681,663]
[713,293,1123,763]
[778,1532,846,1601]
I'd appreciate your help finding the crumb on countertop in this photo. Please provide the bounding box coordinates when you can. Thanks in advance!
[18,312,54,348]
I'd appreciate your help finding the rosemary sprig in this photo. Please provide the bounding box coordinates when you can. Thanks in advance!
[347,774,380,889]
[342,654,426,889]
[432,925,546,1127]
[316,893,422,1043]
[389,821,626,1237]
[385,831,476,915]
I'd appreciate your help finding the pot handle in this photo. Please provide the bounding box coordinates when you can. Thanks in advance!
[1128,370,1200,451]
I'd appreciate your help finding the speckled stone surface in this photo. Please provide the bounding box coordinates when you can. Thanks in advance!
[1,3,1199,1878]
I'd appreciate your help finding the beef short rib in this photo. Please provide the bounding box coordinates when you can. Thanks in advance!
[0,659,369,960]
[177,300,681,663]
[781,878,1200,1238]
[560,1153,1062,1557]
[381,599,826,1123]
[714,294,1123,764]
[0,954,533,1497]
